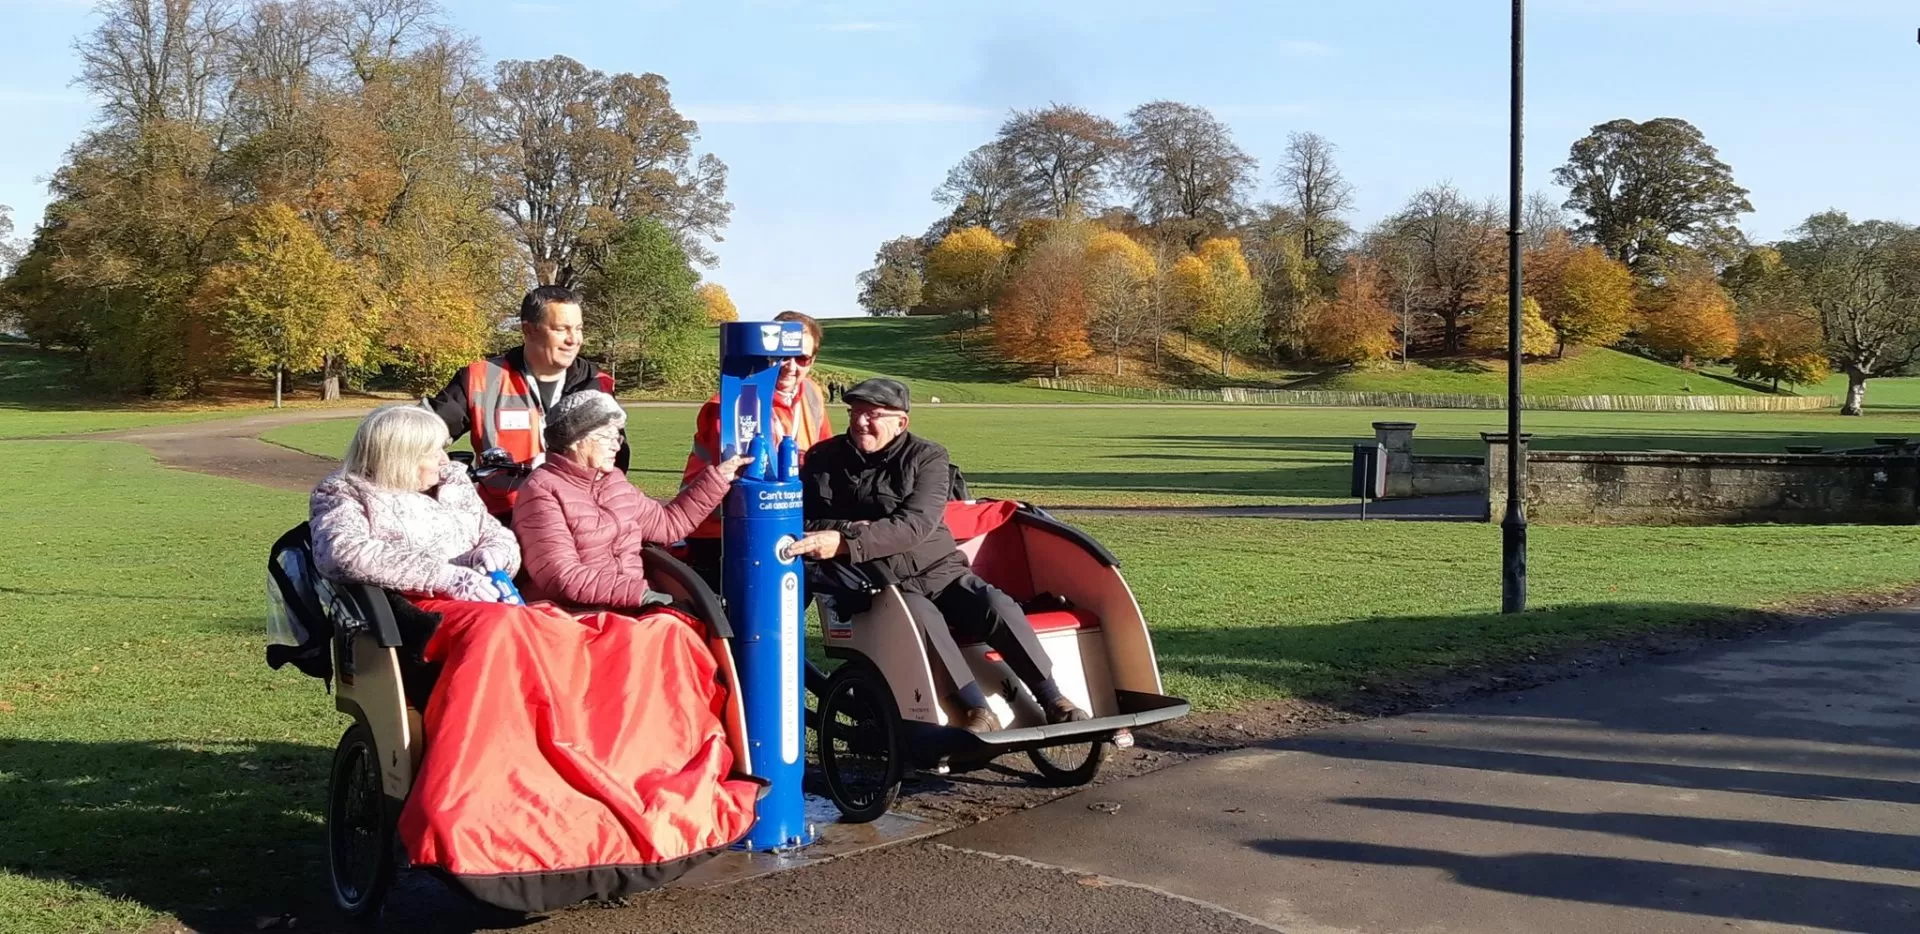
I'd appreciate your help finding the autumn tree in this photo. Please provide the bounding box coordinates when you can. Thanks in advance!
[1388,185,1503,353]
[205,203,368,406]
[856,236,925,317]
[1777,211,1920,415]
[924,225,1012,326]
[1554,117,1753,272]
[586,216,706,389]
[1529,236,1635,355]
[484,55,729,285]
[1276,132,1354,265]
[1360,223,1427,367]
[1306,256,1394,365]
[1239,205,1322,361]
[1083,230,1155,375]
[993,222,1093,377]
[1172,237,1263,377]
[1638,264,1739,363]
[932,143,1032,236]
[1121,101,1255,246]
[697,282,737,323]
[1470,295,1557,358]
[1732,313,1830,393]
[996,104,1127,218]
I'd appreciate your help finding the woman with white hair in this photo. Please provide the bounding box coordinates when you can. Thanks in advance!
[312,403,762,906]
[309,404,519,600]
[513,390,750,609]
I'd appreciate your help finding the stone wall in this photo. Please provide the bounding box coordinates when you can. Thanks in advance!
[1373,422,1486,498]
[1482,434,1920,525]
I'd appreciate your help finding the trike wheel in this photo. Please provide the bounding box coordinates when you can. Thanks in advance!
[817,664,902,823]
[328,722,396,918]
[1027,740,1110,787]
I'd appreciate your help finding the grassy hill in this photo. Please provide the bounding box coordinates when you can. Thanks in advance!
[1301,347,1778,398]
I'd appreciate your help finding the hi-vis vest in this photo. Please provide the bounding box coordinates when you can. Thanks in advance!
[464,359,546,464]
[462,358,617,464]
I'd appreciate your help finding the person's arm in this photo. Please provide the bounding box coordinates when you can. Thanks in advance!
[439,465,520,575]
[425,368,471,444]
[638,466,733,544]
[839,444,950,564]
[311,481,494,600]
[511,476,653,608]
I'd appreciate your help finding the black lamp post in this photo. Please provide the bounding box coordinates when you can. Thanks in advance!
[1501,0,1528,614]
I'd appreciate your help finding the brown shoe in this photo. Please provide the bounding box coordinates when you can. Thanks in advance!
[1045,697,1091,725]
[960,707,1001,733]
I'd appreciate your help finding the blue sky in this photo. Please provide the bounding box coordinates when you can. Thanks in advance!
[2,0,1915,319]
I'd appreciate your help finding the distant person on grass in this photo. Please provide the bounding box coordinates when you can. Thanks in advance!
[427,285,628,512]
[677,309,833,588]
[785,377,1088,733]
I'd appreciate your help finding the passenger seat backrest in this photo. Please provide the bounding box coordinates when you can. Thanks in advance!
[965,522,1035,601]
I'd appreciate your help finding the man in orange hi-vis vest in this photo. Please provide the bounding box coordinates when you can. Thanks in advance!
[428,285,624,514]
[679,310,832,588]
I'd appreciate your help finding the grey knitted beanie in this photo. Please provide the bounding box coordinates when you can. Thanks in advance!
[543,390,627,453]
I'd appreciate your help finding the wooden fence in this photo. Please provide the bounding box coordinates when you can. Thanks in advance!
[1025,378,1838,413]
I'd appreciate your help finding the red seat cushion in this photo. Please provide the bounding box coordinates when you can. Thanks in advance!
[944,500,1019,540]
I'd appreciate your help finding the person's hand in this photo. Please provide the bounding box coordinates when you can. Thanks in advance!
[783,530,845,560]
[715,454,754,483]
[447,570,505,603]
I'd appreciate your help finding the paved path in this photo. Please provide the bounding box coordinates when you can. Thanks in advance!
[93,409,364,492]
[938,608,1920,933]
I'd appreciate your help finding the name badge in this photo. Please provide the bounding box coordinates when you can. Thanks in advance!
[496,409,532,431]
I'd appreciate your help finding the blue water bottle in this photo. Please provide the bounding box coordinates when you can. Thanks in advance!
[777,435,798,481]
[489,570,525,605]
[748,431,773,481]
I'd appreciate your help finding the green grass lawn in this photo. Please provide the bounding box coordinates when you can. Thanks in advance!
[268,403,1920,507]
[9,438,1920,932]
[0,343,256,439]
[1309,346,1774,397]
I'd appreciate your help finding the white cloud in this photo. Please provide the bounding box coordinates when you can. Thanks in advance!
[685,100,994,125]
[1275,39,1333,57]
[824,22,903,33]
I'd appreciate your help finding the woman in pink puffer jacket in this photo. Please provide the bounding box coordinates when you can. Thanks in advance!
[512,391,750,611]
[310,405,520,601]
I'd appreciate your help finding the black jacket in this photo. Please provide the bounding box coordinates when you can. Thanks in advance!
[802,431,969,594]
[426,346,629,472]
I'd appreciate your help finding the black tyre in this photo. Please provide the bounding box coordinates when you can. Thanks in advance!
[328,723,396,919]
[1027,740,1109,787]
[816,664,903,823]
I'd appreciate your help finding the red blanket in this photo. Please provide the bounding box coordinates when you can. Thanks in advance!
[399,599,758,911]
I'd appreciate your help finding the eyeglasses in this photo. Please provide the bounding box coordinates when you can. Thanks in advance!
[585,427,622,448]
[784,354,816,367]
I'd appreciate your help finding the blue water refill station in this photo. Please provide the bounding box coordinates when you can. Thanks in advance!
[717,320,814,851]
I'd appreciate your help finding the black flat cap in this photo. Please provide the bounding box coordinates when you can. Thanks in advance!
[843,377,911,412]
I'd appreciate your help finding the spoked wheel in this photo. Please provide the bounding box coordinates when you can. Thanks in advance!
[817,664,903,823]
[328,723,396,918]
[1027,740,1110,787]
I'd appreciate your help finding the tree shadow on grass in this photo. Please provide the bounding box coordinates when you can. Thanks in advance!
[965,465,1350,502]
[0,737,525,933]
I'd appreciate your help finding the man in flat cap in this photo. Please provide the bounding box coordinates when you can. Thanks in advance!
[786,378,1087,732]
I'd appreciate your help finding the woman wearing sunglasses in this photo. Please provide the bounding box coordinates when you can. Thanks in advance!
[677,309,833,589]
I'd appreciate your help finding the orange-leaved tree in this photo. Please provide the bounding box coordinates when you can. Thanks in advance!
[1531,235,1635,355]
[993,223,1093,378]
[1639,265,1738,362]
[1732,312,1830,392]
[1306,255,1396,365]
